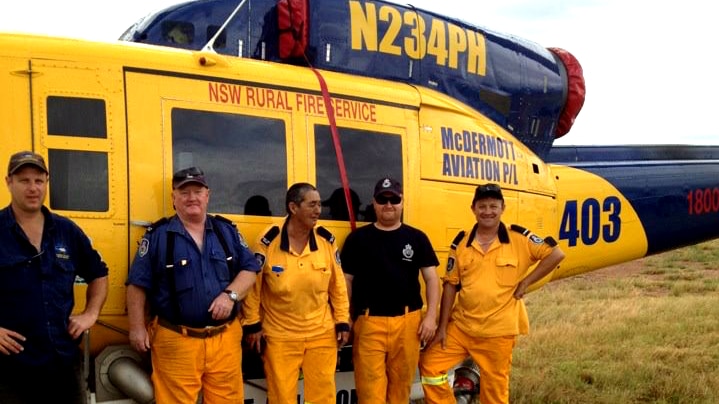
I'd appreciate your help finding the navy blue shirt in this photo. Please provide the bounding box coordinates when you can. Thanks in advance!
[127,215,260,328]
[0,205,109,367]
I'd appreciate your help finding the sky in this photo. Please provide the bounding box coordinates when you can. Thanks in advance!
[2,0,717,146]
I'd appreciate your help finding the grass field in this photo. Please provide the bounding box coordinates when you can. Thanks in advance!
[510,239,719,403]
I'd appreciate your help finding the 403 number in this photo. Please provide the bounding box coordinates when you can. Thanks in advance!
[559,197,621,246]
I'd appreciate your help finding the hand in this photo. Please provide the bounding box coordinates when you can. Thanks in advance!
[68,311,98,339]
[337,331,350,349]
[513,280,529,300]
[426,326,447,350]
[208,292,235,320]
[0,327,25,355]
[245,331,264,353]
[129,327,151,353]
[417,316,437,348]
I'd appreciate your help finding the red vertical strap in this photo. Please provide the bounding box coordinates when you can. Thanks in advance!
[309,67,357,231]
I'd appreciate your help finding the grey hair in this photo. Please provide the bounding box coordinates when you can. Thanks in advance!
[285,182,318,215]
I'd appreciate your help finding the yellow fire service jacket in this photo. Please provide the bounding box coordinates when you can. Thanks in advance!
[445,222,556,337]
[242,220,350,339]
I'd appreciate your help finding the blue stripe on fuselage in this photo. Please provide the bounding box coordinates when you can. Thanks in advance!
[557,160,719,255]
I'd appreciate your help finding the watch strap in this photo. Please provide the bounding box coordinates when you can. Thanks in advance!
[224,289,238,302]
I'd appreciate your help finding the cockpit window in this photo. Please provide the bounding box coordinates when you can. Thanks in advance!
[207,25,226,49]
[162,21,194,45]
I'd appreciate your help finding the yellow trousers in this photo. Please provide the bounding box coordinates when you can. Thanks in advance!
[352,309,422,404]
[150,319,244,404]
[263,328,338,404]
[419,322,516,404]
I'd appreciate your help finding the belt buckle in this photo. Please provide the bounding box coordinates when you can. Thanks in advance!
[158,317,230,338]
[204,325,221,338]
[202,321,229,338]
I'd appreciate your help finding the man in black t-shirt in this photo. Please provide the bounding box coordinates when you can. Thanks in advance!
[341,177,440,404]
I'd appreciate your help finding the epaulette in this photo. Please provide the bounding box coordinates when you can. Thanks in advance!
[260,226,280,246]
[212,214,237,228]
[146,217,169,233]
[450,230,466,250]
[510,224,530,236]
[316,226,335,244]
[511,224,557,246]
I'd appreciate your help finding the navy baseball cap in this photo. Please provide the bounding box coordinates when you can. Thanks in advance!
[373,177,402,198]
[8,151,48,175]
[172,167,209,189]
[472,183,503,203]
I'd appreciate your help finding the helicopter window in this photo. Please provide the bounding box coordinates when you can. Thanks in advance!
[47,96,106,139]
[314,125,403,222]
[48,149,109,212]
[206,25,226,49]
[162,21,195,45]
[171,108,287,216]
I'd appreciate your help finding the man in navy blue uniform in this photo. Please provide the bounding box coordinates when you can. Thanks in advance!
[126,166,259,404]
[0,151,109,404]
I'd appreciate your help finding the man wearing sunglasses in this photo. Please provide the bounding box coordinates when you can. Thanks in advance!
[419,183,565,404]
[341,177,440,404]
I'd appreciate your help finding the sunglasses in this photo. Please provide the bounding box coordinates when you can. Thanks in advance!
[375,194,402,205]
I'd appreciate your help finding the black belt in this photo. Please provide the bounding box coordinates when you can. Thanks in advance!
[157,317,233,339]
[362,306,419,317]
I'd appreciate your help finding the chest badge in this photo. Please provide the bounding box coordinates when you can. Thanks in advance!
[55,246,70,260]
[402,244,414,260]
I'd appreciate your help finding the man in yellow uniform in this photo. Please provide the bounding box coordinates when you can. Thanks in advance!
[419,183,565,404]
[243,182,350,404]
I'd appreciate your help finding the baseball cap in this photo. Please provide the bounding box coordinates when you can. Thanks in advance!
[473,183,503,203]
[8,151,48,175]
[172,167,209,189]
[373,177,402,198]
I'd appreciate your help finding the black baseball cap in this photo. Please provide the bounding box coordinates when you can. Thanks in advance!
[473,183,503,203]
[8,151,48,175]
[172,167,209,189]
[373,177,402,198]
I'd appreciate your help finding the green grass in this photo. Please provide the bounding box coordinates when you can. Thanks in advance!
[510,239,719,403]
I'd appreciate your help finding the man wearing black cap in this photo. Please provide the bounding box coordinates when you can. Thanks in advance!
[419,183,565,404]
[126,166,260,403]
[341,177,440,404]
[0,151,109,403]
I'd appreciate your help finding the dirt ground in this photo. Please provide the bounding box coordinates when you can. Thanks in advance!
[586,259,646,279]
[568,252,719,286]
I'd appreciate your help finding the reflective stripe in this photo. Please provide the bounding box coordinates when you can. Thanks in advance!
[421,374,449,386]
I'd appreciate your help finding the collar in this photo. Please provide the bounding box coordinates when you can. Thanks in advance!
[167,214,212,233]
[466,222,510,247]
[1,204,55,231]
[279,217,318,253]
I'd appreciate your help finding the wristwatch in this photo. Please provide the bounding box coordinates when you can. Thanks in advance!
[224,289,239,302]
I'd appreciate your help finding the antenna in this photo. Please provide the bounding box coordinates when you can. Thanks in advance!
[202,0,248,53]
